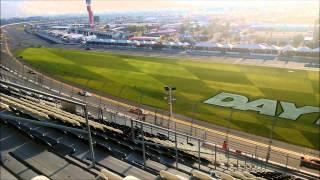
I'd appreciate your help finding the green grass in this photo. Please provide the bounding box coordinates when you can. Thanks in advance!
[17,48,320,149]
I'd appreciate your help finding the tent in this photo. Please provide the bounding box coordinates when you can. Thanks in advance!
[169,42,176,46]
[265,45,281,51]
[222,43,233,49]
[195,42,223,48]
[312,47,319,52]
[296,46,312,53]
[249,44,267,50]
[183,42,190,46]
[281,45,297,52]
[175,42,184,46]
[233,44,251,49]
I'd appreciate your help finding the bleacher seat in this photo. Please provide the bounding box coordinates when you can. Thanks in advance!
[255,177,267,180]
[243,172,256,179]
[159,170,188,180]
[230,171,247,180]
[98,168,122,180]
[0,102,10,111]
[31,175,50,180]
[192,170,215,180]
[0,84,308,180]
[218,172,234,180]
[123,175,141,180]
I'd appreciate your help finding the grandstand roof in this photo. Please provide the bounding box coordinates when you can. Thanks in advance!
[129,36,160,41]
[195,42,223,48]
[148,29,177,35]
[233,44,267,50]
[49,26,70,30]
[67,34,84,39]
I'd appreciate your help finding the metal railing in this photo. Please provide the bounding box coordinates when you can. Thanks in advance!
[0,79,96,168]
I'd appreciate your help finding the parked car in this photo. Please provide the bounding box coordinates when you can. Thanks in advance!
[300,157,320,170]
[78,90,92,97]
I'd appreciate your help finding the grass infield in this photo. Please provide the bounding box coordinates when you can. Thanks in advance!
[17,48,320,149]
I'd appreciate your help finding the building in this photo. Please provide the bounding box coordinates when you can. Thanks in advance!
[94,16,100,24]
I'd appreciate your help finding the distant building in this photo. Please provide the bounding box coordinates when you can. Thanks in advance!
[49,26,70,31]
[145,29,177,37]
[129,36,160,41]
[94,16,100,24]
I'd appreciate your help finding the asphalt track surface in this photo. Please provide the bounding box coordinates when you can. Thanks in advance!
[1,23,319,177]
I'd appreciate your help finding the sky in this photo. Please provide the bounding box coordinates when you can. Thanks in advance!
[1,0,319,19]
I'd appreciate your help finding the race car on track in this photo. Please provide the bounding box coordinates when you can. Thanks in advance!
[78,90,92,97]
[129,107,146,116]
[300,157,320,170]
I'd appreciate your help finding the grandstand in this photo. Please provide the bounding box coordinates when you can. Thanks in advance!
[27,26,319,58]
[1,22,319,180]
[84,39,319,57]
[1,63,318,179]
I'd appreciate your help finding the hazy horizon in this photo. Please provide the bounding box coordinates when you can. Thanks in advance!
[1,0,319,24]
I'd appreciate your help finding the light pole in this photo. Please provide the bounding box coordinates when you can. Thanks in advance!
[266,117,277,164]
[164,86,176,135]
[188,102,199,143]
[224,110,233,168]
[136,86,144,121]
[114,85,127,123]
[70,73,77,98]
[99,82,107,122]
[83,79,91,106]
[225,110,234,147]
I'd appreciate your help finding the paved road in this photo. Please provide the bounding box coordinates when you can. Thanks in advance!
[1,23,319,177]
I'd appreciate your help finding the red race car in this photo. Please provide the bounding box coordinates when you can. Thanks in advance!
[129,107,146,116]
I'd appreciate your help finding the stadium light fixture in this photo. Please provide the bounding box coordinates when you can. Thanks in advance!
[164,86,178,168]
[163,85,177,131]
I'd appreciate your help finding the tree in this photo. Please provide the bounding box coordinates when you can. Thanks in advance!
[312,18,319,48]
[292,34,304,47]
[127,25,146,34]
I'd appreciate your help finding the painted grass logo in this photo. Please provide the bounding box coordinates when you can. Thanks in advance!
[204,92,320,124]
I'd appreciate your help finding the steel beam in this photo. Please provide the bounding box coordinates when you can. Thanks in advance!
[0,114,87,134]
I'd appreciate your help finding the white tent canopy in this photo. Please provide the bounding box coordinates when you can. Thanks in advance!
[175,42,184,46]
[195,42,223,48]
[248,44,267,50]
[312,47,320,52]
[116,40,128,44]
[183,42,190,46]
[265,45,281,50]
[232,44,267,50]
[222,43,233,49]
[232,44,250,49]
[296,46,312,52]
[169,42,176,46]
[210,42,223,48]
[281,45,297,52]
